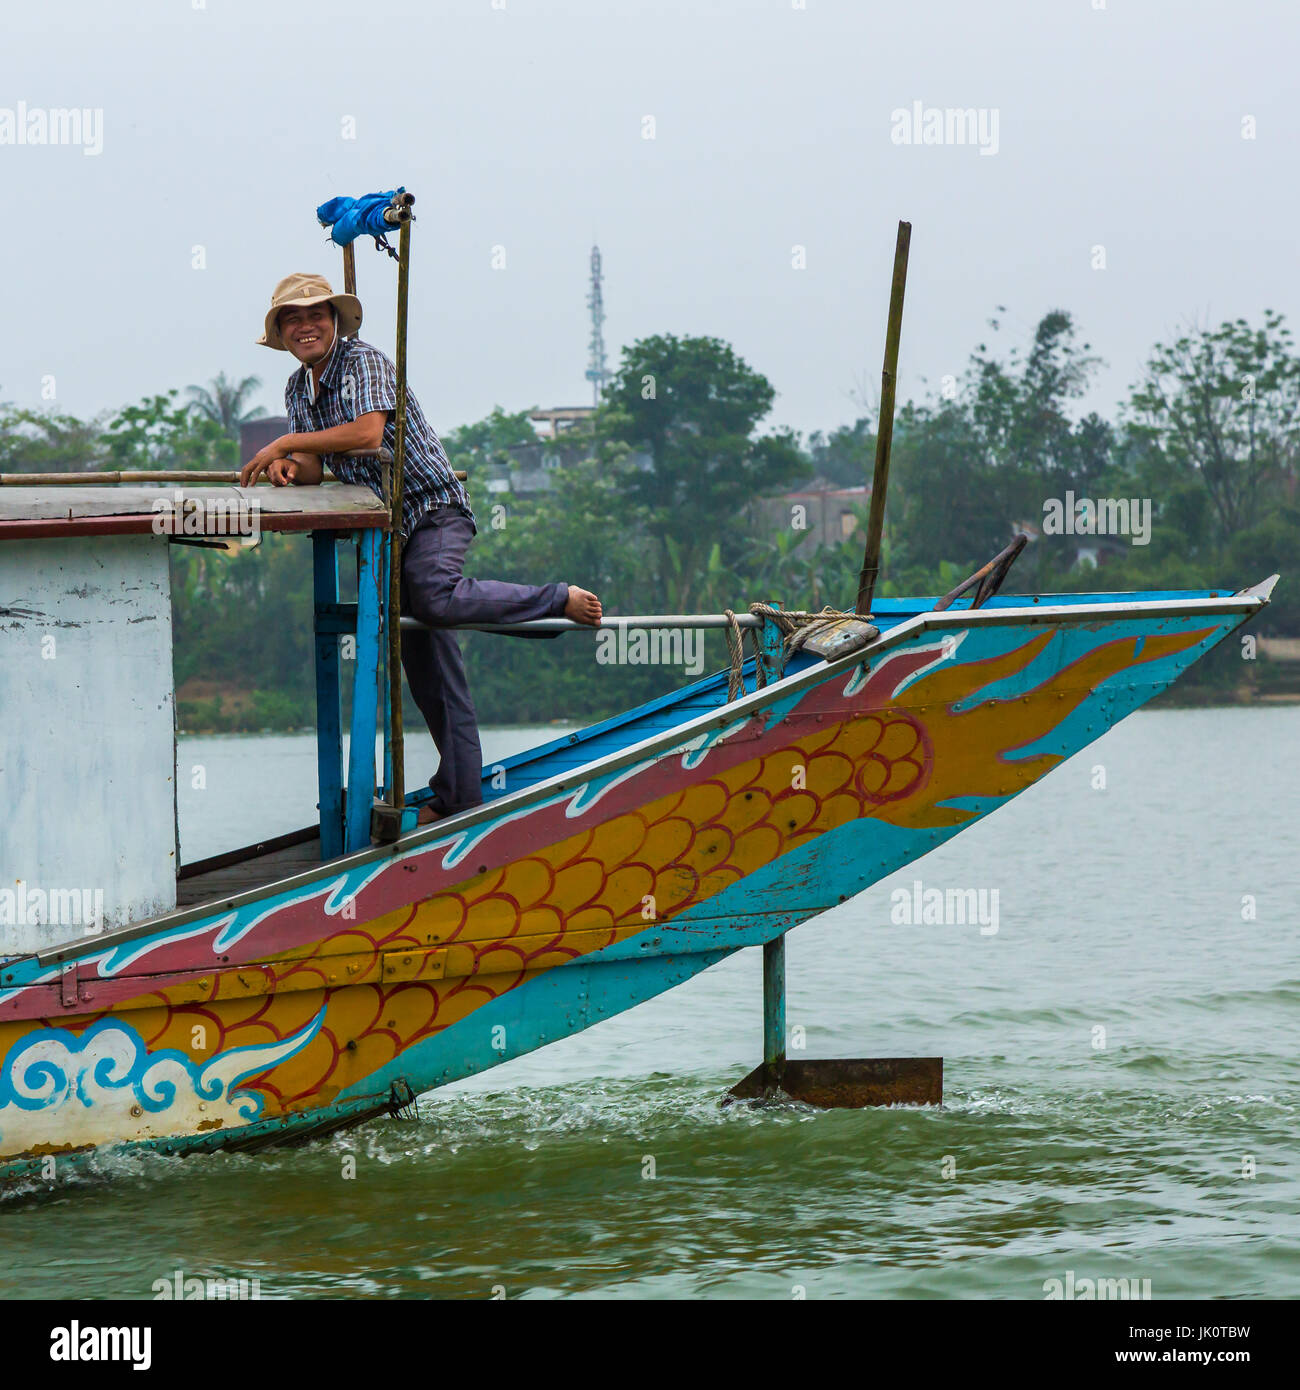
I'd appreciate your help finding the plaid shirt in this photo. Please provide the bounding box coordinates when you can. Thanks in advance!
[284,335,474,539]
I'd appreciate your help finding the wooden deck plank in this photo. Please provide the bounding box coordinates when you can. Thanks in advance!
[176,838,324,908]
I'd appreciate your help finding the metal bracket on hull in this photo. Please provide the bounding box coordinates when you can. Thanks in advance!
[371,801,418,843]
[57,962,94,1010]
[722,933,943,1109]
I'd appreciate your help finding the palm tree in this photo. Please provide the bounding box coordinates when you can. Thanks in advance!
[186,373,267,439]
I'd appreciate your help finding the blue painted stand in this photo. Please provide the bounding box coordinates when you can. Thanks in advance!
[346,527,385,852]
[312,532,344,859]
[380,541,394,801]
[312,527,387,858]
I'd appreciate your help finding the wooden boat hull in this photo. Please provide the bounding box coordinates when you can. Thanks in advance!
[0,589,1267,1177]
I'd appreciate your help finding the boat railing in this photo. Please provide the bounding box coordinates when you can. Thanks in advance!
[397,612,763,635]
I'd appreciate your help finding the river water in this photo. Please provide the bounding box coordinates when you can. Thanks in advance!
[2,710,1296,1300]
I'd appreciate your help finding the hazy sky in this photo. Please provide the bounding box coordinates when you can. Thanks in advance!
[2,0,1295,447]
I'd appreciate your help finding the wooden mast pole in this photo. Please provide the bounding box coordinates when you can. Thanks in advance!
[341,244,357,327]
[855,219,911,616]
[341,193,414,842]
[386,216,412,818]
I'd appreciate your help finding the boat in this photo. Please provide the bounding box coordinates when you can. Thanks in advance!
[0,203,1279,1180]
[0,505,1274,1177]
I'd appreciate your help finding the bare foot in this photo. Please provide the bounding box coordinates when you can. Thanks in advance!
[416,804,441,826]
[564,585,603,627]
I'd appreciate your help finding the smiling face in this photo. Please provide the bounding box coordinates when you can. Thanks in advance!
[277,302,336,365]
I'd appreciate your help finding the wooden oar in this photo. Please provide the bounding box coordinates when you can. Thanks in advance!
[855,219,911,616]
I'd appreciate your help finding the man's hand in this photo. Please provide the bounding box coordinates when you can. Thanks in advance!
[267,456,300,486]
[240,441,294,487]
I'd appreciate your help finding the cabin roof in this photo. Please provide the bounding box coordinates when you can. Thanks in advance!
[0,485,389,540]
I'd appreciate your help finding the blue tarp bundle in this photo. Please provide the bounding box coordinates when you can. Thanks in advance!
[316,188,406,247]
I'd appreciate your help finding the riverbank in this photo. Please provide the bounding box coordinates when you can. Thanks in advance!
[176,680,312,734]
[176,671,1300,735]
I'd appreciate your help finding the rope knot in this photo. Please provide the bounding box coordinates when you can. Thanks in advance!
[724,603,861,702]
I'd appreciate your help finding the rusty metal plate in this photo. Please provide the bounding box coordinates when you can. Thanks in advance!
[798,619,879,662]
[723,1057,942,1108]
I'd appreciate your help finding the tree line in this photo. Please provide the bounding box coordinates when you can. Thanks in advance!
[2,308,1296,731]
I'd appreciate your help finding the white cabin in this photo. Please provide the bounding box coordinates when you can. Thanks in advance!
[0,484,386,957]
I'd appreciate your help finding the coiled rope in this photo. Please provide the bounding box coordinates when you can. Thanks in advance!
[721,603,857,702]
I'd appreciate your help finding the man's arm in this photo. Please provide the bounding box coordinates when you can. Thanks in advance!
[240,411,386,486]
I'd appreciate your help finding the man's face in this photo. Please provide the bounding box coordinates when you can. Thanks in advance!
[278,302,335,365]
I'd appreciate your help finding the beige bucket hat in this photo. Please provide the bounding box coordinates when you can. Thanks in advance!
[258,272,362,350]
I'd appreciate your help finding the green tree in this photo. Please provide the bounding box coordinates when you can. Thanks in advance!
[878,311,1114,589]
[459,455,676,722]
[0,404,107,474]
[443,405,541,471]
[186,372,267,439]
[967,309,1114,507]
[807,417,875,488]
[600,334,808,610]
[1128,312,1300,545]
[103,391,236,472]
[171,531,317,723]
[886,400,1006,575]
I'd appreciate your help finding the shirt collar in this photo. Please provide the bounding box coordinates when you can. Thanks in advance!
[305,329,347,404]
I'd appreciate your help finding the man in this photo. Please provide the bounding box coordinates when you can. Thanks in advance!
[241,272,602,824]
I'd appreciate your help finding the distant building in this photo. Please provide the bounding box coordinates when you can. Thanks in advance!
[754,481,871,549]
[529,407,594,439]
[239,417,289,460]
[489,407,658,497]
[476,410,593,497]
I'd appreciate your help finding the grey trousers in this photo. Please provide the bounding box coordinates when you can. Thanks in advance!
[400,508,568,815]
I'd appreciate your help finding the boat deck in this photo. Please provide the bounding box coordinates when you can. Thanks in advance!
[176,830,323,909]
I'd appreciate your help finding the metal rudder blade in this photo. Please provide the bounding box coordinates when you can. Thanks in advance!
[723,1057,942,1108]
